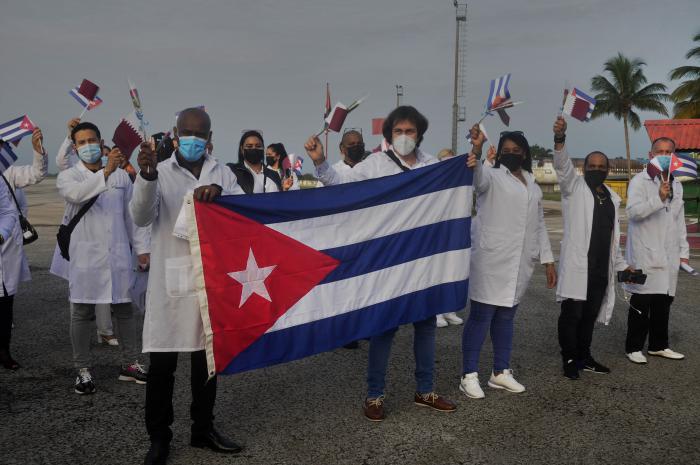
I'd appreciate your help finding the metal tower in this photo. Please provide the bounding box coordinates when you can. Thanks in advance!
[451,1,468,154]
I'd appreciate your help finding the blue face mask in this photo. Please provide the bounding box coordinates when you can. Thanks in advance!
[654,155,671,171]
[178,136,207,162]
[77,143,103,164]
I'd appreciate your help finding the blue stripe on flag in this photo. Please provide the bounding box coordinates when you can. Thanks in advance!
[320,217,471,284]
[214,154,472,225]
[220,279,468,374]
[503,73,511,99]
[69,89,89,108]
[574,87,596,105]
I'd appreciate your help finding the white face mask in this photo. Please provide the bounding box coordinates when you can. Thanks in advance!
[393,134,416,156]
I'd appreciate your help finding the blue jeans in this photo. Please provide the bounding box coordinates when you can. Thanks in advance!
[366,316,436,398]
[461,300,517,374]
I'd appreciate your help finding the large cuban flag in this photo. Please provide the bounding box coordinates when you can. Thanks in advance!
[187,155,472,376]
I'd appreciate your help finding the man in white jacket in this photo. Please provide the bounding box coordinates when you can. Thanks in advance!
[130,108,244,465]
[552,117,631,379]
[305,105,456,422]
[57,122,150,395]
[624,136,689,364]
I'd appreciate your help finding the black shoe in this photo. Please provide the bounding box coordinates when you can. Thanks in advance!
[144,441,169,465]
[343,341,359,349]
[191,428,242,453]
[0,349,20,370]
[582,357,610,374]
[563,359,579,380]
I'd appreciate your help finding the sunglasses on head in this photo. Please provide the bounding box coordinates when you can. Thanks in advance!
[499,130,524,137]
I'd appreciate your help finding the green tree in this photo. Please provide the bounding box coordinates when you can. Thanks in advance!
[591,53,670,180]
[669,31,700,119]
[530,144,553,160]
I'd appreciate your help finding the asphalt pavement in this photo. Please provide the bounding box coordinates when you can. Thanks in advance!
[1,181,698,465]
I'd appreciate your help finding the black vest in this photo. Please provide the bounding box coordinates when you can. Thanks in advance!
[227,162,282,194]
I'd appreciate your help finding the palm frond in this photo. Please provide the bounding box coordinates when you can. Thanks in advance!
[669,65,700,81]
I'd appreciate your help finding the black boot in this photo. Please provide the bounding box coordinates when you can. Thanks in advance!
[144,441,169,465]
[191,428,243,453]
[563,359,579,380]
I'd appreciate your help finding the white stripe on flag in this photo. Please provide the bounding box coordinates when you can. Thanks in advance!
[266,248,470,333]
[267,185,472,251]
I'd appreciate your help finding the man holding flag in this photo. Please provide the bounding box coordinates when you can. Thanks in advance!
[624,137,690,364]
[131,107,244,464]
[304,106,457,421]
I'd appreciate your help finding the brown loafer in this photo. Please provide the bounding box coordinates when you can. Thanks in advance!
[363,396,386,422]
[414,392,456,412]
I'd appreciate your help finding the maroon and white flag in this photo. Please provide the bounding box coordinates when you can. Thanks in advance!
[112,111,144,158]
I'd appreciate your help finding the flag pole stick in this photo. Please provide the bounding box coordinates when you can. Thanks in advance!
[78,105,89,119]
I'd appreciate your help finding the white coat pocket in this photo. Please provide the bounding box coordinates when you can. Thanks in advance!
[164,255,197,297]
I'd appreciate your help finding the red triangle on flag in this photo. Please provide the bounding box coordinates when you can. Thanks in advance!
[670,154,684,174]
[193,202,340,372]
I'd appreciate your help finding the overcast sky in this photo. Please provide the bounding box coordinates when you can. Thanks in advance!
[1,0,698,172]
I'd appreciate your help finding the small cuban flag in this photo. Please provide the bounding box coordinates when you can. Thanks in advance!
[671,153,698,179]
[563,87,596,122]
[0,142,18,173]
[0,115,35,146]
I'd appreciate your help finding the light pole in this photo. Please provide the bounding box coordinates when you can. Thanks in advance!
[396,85,404,107]
[452,1,467,154]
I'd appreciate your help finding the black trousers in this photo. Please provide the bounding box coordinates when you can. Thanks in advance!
[558,276,607,362]
[0,293,14,352]
[625,293,674,353]
[145,350,217,444]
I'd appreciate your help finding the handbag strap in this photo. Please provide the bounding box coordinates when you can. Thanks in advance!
[0,173,27,221]
[66,195,99,231]
[384,150,410,173]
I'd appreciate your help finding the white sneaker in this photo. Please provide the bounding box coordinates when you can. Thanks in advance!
[487,369,525,393]
[626,351,648,364]
[648,348,685,360]
[443,312,464,325]
[435,314,448,328]
[459,372,484,399]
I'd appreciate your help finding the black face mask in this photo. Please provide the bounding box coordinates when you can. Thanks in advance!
[243,148,264,165]
[499,153,523,172]
[584,169,607,188]
[345,144,365,163]
[265,156,277,166]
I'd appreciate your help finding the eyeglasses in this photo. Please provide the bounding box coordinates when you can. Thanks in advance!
[499,130,524,137]
[343,127,362,135]
[241,129,263,136]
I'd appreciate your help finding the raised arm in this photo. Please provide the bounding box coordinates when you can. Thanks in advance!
[551,117,579,197]
[129,142,160,227]
[626,175,666,221]
[305,135,369,185]
[5,128,48,188]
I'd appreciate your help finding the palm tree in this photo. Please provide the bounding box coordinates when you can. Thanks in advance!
[669,31,700,119]
[590,53,670,181]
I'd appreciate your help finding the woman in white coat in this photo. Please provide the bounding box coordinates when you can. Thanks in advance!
[459,126,556,399]
[0,128,47,369]
[552,117,630,380]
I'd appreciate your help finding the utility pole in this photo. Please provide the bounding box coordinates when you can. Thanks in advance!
[396,85,404,107]
[452,1,467,154]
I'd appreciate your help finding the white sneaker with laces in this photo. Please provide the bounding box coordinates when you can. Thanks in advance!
[487,369,525,393]
[443,312,464,325]
[435,314,448,328]
[626,351,648,364]
[648,348,685,360]
[459,372,484,399]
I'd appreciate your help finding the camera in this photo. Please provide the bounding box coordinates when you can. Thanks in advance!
[617,269,647,285]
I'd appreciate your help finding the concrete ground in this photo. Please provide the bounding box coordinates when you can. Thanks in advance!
[1,180,699,465]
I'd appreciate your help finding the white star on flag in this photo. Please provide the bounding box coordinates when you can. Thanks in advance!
[227,248,277,307]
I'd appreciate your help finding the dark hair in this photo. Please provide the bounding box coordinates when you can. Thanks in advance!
[651,137,676,152]
[382,106,429,146]
[584,151,609,170]
[495,131,532,173]
[238,130,264,162]
[339,130,363,148]
[267,142,288,163]
[71,122,101,143]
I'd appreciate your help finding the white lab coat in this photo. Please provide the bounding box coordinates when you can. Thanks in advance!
[316,148,437,185]
[553,146,628,324]
[0,148,48,295]
[49,138,77,280]
[0,181,18,294]
[130,153,243,352]
[331,159,354,173]
[624,170,689,296]
[56,163,150,304]
[469,160,553,308]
